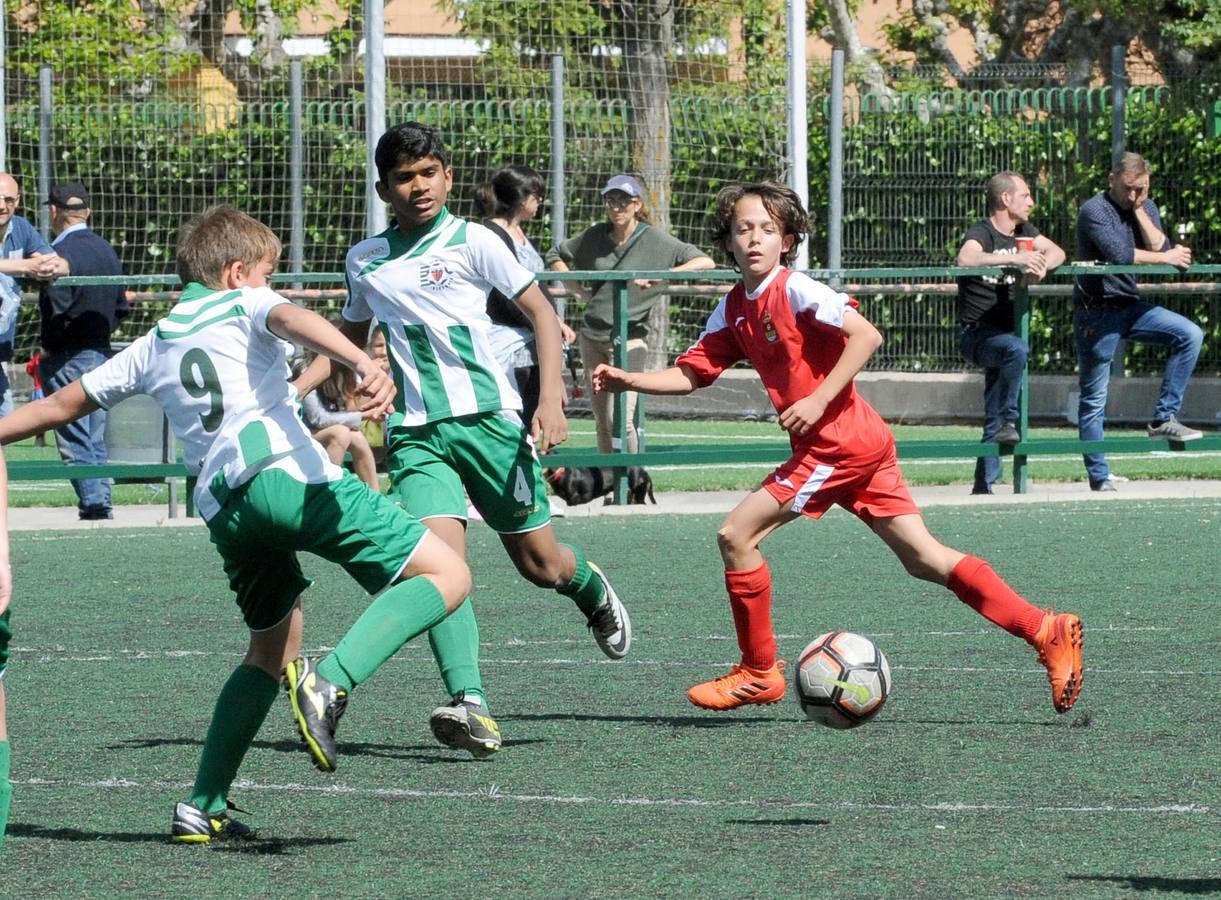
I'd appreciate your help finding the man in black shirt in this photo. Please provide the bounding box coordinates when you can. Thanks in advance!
[38,182,128,520]
[956,172,1065,494]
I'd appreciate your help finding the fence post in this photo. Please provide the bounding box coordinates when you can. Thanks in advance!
[364,0,387,237]
[786,0,809,271]
[612,276,630,505]
[1110,44,1126,167]
[1109,45,1127,379]
[828,48,845,283]
[38,66,53,241]
[550,54,567,248]
[1012,282,1030,493]
[289,59,305,286]
[0,15,7,171]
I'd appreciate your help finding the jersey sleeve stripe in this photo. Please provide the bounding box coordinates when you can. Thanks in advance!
[155,306,247,341]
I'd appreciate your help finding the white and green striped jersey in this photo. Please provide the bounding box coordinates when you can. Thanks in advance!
[80,282,342,521]
[343,208,535,428]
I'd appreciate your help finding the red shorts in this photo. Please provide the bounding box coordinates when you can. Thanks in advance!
[761,442,919,524]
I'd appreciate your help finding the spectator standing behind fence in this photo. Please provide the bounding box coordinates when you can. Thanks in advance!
[0,172,68,418]
[37,182,128,520]
[545,174,715,453]
[956,172,1065,495]
[1073,152,1203,492]
[474,164,575,425]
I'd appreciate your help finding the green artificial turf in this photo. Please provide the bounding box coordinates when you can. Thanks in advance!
[2,502,1218,896]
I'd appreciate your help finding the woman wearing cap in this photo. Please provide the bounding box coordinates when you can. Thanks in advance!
[546,175,714,453]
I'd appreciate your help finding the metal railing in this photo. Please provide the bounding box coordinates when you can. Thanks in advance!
[18,264,1220,504]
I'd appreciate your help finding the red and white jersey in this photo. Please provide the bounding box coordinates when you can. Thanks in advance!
[677,267,893,463]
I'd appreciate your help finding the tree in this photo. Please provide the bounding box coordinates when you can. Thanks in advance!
[878,0,1221,85]
[5,0,355,102]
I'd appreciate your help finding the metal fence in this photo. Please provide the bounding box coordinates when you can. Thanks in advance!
[4,5,1220,381]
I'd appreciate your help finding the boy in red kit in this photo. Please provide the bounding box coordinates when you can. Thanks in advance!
[593,182,1083,714]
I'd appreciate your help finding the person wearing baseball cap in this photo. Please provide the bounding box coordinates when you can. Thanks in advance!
[44,181,91,211]
[38,180,128,519]
[546,173,714,454]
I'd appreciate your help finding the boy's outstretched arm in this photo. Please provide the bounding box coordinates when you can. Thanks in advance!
[593,363,701,396]
[0,382,99,447]
[516,284,568,452]
[269,305,392,417]
[778,309,883,437]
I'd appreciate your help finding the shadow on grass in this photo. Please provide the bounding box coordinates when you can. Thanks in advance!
[726,818,831,827]
[1067,875,1221,894]
[7,823,350,854]
[501,712,780,727]
[879,718,1069,728]
[110,736,545,764]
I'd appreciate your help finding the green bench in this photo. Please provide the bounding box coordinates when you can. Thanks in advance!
[6,460,190,517]
[542,434,1221,503]
[7,432,1218,516]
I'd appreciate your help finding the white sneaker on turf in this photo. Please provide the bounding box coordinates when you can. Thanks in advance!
[586,562,631,659]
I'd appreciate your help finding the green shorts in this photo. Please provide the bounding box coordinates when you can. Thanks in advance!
[0,609,10,679]
[387,412,551,534]
[208,468,430,631]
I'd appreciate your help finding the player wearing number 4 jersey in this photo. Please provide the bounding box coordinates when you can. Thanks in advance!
[595,182,1083,716]
[0,205,473,841]
[299,122,631,759]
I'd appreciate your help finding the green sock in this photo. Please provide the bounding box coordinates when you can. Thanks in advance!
[557,543,606,617]
[0,740,11,855]
[318,578,447,691]
[427,599,485,702]
[188,665,278,815]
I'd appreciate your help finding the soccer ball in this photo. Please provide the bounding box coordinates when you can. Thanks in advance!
[794,631,891,729]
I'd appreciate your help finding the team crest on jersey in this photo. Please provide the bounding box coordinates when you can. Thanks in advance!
[419,263,453,291]
[762,312,778,343]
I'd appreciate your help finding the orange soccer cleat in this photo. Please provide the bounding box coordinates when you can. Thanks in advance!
[687,661,787,710]
[1033,610,1084,713]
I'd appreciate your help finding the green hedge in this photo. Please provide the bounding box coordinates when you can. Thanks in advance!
[5,84,1219,374]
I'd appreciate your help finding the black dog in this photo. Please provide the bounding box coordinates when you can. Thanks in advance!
[545,465,656,506]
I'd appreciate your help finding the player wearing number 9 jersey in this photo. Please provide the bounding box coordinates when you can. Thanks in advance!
[296,122,632,759]
[0,204,474,841]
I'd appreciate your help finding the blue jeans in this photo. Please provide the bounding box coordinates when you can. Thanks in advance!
[40,349,112,514]
[0,365,12,419]
[960,324,1028,493]
[1074,301,1203,486]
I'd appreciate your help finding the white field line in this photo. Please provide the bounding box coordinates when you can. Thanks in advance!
[10,651,1216,677]
[7,622,1177,663]
[11,776,1211,816]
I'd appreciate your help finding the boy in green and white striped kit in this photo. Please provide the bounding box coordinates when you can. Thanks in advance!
[0,205,472,841]
[308,122,632,759]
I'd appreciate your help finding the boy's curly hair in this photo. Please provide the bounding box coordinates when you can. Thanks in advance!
[710,181,811,269]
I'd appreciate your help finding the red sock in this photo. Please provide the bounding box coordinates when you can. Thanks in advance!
[948,556,1045,643]
[727,561,777,669]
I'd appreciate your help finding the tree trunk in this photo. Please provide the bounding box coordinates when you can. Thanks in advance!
[823,0,892,97]
[622,0,674,371]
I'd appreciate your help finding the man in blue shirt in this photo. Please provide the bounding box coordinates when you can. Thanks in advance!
[1073,152,1203,491]
[0,172,68,417]
[38,182,128,519]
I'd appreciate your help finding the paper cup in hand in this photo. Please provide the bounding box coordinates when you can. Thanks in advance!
[1014,236,1035,252]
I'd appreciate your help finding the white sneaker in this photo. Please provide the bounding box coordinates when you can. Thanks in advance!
[585,562,631,659]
